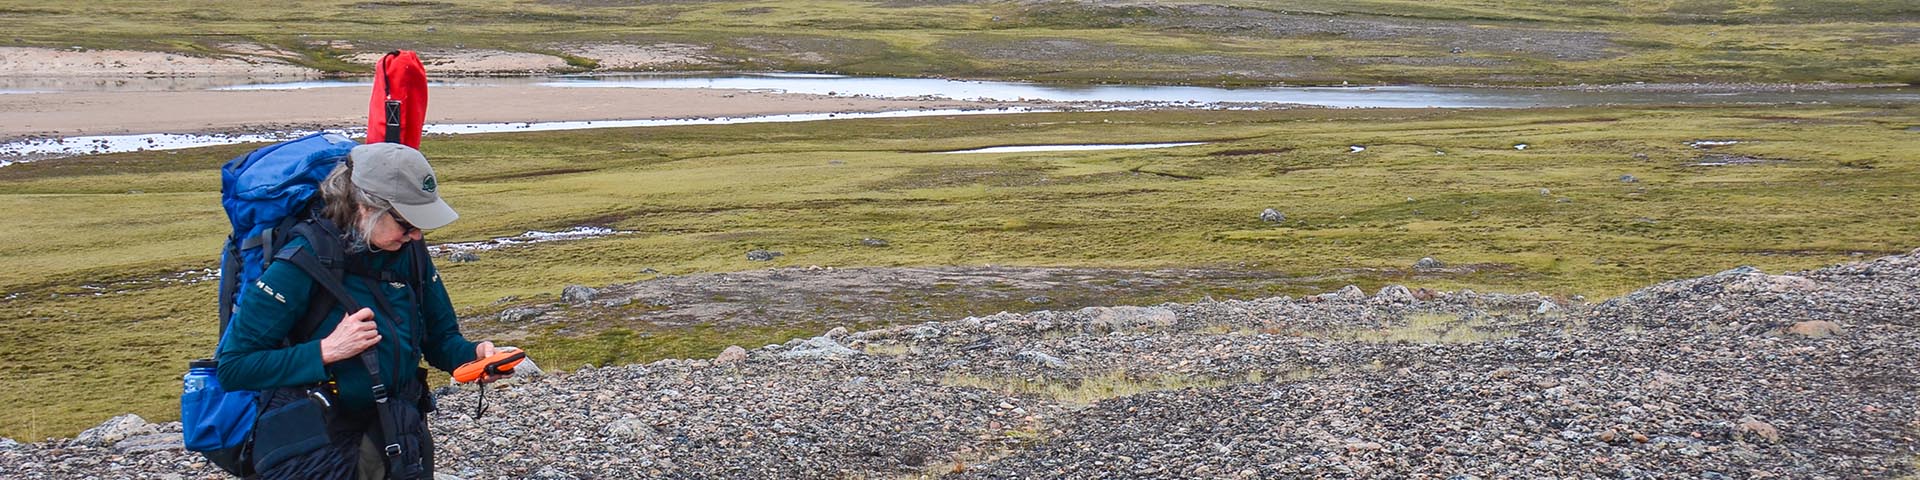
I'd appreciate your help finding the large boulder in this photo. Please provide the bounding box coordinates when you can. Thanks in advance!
[113,433,183,453]
[511,356,544,377]
[1014,350,1068,369]
[779,336,858,359]
[1786,321,1843,338]
[499,306,548,323]
[1080,306,1178,333]
[1725,274,1819,294]
[1373,285,1417,303]
[562,285,598,304]
[715,345,749,365]
[74,414,153,447]
[603,415,659,443]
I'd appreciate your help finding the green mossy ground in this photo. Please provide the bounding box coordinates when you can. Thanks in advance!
[3,104,1917,439]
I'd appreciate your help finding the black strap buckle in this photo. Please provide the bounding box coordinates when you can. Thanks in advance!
[384,443,402,457]
[370,383,390,401]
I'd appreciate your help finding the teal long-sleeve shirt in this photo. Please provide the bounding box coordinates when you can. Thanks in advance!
[216,237,478,412]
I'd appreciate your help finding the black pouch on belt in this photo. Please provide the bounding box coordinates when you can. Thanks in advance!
[250,387,339,474]
[376,377,434,480]
[414,367,437,414]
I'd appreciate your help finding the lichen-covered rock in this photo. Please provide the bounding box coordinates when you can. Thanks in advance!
[499,307,547,323]
[778,336,858,359]
[561,285,597,304]
[74,414,151,447]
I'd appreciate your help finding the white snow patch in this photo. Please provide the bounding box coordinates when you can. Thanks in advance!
[431,226,634,255]
[935,142,1205,154]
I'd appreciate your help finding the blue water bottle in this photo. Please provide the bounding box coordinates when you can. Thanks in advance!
[184,359,218,394]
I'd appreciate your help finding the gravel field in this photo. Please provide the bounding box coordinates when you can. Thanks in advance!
[4,250,1917,479]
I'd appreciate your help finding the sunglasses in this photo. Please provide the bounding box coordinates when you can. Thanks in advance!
[391,211,419,233]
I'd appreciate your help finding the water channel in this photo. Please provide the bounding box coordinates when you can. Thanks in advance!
[3,73,1914,164]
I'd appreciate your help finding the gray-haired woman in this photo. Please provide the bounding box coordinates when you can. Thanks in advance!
[218,143,504,479]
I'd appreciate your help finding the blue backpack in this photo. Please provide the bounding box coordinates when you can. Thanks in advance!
[182,133,358,474]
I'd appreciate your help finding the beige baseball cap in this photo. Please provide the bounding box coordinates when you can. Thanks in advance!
[348,143,459,229]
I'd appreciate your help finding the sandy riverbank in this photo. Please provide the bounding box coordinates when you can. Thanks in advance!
[0,45,1040,141]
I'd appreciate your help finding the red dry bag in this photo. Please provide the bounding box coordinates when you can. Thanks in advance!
[367,51,429,147]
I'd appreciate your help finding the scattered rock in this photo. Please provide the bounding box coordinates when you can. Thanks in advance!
[860,238,890,247]
[1025,295,1052,305]
[746,250,784,261]
[1786,321,1843,338]
[1325,285,1365,301]
[0,438,17,450]
[561,285,598,304]
[20,250,1920,478]
[1344,441,1384,453]
[1533,300,1558,314]
[1619,174,1638,183]
[1414,257,1446,269]
[1538,188,1551,196]
[1259,208,1286,223]
[447,251,480,263]
[715,345,749,365]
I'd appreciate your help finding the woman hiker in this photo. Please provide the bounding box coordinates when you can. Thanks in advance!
[218,143,505,479]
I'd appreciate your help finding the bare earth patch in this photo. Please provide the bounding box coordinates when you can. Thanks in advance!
[346,49,568,74]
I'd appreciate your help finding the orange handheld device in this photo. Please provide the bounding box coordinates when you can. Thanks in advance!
[453,350,526,384]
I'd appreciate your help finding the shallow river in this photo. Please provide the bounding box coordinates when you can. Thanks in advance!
[3,73,1914,164]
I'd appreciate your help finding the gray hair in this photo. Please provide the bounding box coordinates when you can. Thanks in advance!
[319,162,393,253]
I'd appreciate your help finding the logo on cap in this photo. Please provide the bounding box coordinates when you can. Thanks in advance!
[421,174,438,193]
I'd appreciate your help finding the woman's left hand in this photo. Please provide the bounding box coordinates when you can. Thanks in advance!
[473,341,515,383]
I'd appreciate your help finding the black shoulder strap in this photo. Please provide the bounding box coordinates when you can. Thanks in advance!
[216,239,242,343]
[281,219,348,343]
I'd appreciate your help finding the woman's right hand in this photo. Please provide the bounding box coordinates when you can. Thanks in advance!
[319,308,381,364]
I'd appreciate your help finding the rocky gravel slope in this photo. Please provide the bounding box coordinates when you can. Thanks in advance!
[5,251,1918,479]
